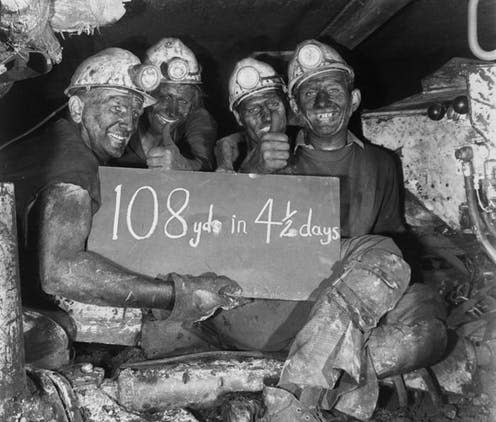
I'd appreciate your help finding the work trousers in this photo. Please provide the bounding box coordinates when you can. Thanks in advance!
[208,234,447,420]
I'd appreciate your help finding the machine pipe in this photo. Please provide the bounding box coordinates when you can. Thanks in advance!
[456,148,496,265]
[468,0,496,61]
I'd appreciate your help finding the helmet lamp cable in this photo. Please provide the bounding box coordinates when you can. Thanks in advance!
[0,101,68,152]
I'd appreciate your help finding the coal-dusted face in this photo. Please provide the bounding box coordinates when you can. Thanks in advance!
[147,83,199,134]
[237,90,287,144]
[80,88,143,162]
[296,71,356,137]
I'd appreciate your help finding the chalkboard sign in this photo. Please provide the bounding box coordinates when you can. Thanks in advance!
[88,168,340,300]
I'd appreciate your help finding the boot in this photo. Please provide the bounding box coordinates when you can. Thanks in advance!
[257,387,326,422]
[223,397,263,422]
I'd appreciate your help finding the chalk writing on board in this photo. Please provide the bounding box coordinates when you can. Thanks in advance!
[111,184,340,248]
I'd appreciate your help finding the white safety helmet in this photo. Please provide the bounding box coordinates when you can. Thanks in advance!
[229,57,285,111]
[288,40,354,97]
[145,38,202,85]
[65,48,160,107]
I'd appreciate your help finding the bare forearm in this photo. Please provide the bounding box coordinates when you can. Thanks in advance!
[45,250,174,309]
[37,184,175,310]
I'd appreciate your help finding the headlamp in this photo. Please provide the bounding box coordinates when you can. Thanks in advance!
[236,66,260,90]
[130,64,161,92]
[298,44,323,69]
[167,58,189,81]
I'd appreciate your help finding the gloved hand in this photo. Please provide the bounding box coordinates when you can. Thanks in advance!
[146,124,192,171]
[165,272,249,323]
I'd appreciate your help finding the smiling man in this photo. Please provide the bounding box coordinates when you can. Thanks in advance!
[115,38,217,171]
[284,41,403,237]
[0,47,243,348]
[215,57,290,173]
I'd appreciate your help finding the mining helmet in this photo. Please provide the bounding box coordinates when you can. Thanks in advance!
[229,57,286,111]
[145,38,202,85]
[288,40,354,96]
[65,48,160,107]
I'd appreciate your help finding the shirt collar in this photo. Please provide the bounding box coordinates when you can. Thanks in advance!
[294,129,364,152]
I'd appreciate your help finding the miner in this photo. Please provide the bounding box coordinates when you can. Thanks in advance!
[218,44,448,421]
[0,48,242,348]
[115,38,217,171]
[215,57,290,173]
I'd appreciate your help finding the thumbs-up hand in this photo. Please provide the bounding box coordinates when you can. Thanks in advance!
[146,124,190,171]
[257,111,290,172]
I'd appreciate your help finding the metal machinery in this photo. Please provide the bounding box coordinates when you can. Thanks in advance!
[361,59,496,413]
[362,59,496,262]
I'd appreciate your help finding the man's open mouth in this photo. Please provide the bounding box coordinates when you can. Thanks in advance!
[315,108,343,121]
[108,132,129,147]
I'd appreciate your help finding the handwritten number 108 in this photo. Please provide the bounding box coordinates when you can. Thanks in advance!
[112,184,189,240]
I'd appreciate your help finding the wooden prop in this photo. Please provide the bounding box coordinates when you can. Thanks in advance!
[0,183,26,419]
[117,351,285,411]
[319,0,415,49]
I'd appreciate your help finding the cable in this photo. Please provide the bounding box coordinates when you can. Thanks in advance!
[0,102,68,152]
[463,161,496,265]
[475,185,492,213]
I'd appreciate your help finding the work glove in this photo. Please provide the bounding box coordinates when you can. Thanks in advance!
[164,272,248,323]
[240,111,290,173]
[146,124,192,171]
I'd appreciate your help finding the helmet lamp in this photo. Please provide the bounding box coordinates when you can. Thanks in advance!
[298,44,323,69]
[130,64,161,92]
[167,58,189,81]
[236,66,260,90]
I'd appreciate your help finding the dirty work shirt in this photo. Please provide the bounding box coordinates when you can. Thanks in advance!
[0,118,101,306]
[285,131,404,238]
[114,107,217,170]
